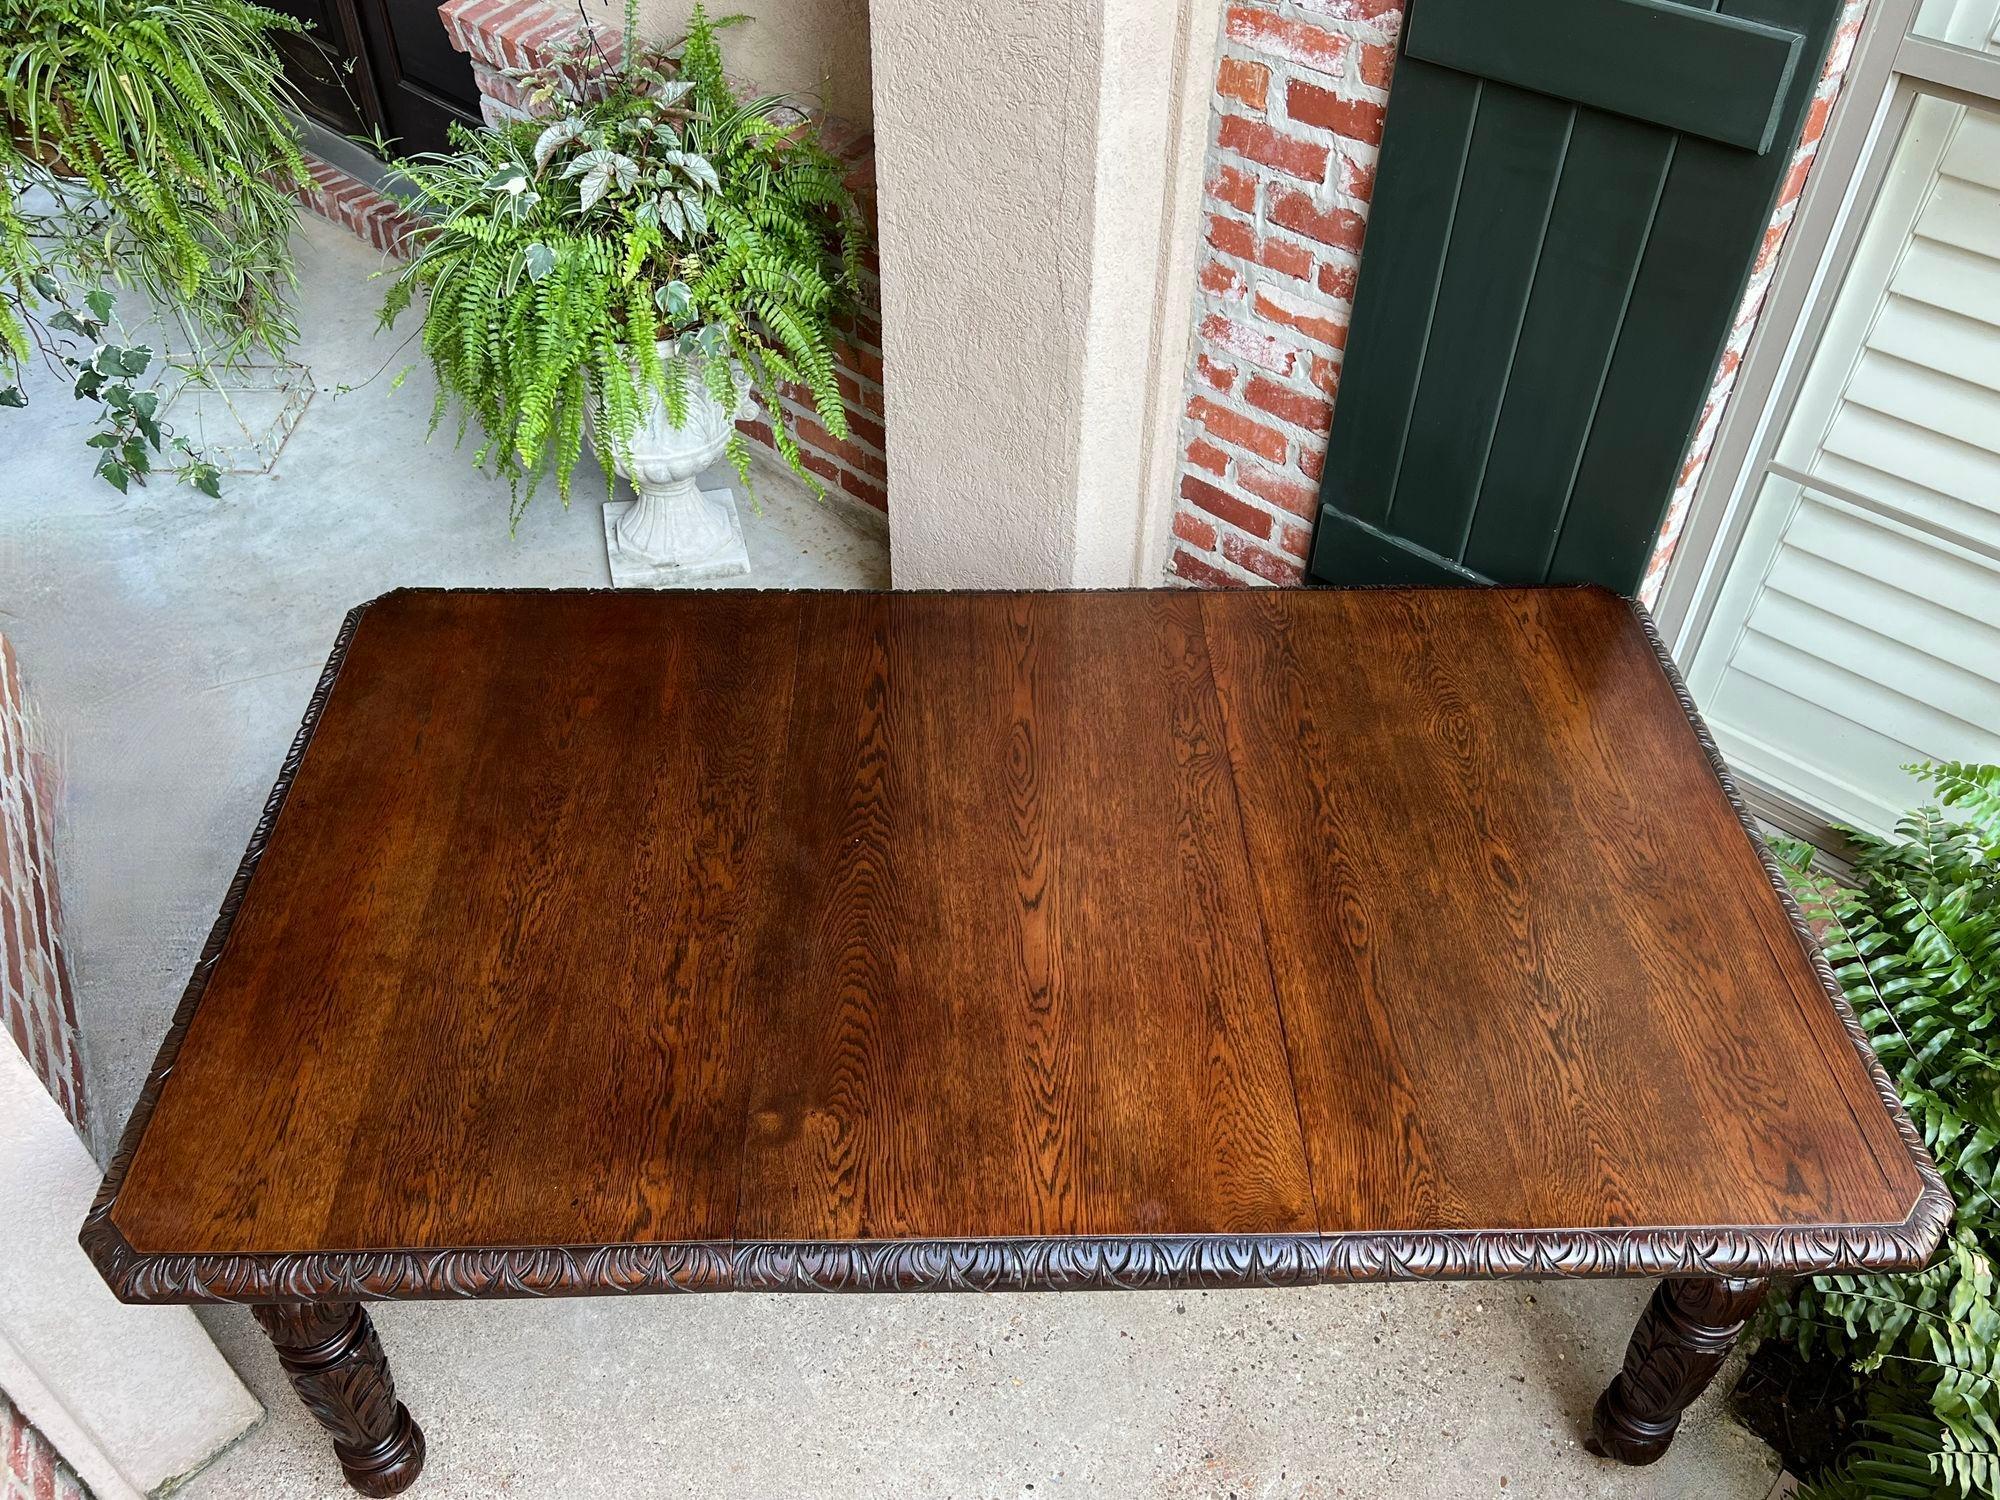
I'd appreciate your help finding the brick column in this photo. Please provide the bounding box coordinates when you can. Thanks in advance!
[0,634,86,1140]
[0,638,93,1500]
[0,636,261,1498]
[1,1392,88,1500]
[1166,0,1873,591]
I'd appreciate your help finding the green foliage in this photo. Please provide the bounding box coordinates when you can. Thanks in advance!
[5,268,223,495]
[1768,762,2000,1500]
[3,0,306,349]
[2,0,307,491]
[381,1,868,518]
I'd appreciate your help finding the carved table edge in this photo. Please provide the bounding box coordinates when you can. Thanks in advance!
[79,599,376,1299]
[76,590,1955,1309]
[80,1213,1952,1304]
[1629,598,1954,1260]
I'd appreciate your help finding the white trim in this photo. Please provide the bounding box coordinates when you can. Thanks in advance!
[1129,0,1227,586]
[1654,0,1922,652]
[1897,31,2000,99]
[1657,0,2000,658]
[0,1039,261,1496]
[1765,457,2000,561]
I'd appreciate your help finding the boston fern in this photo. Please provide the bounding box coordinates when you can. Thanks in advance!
[1769,762,2000,1500]
[381,2,867,518]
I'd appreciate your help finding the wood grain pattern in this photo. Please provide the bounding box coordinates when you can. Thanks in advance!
[1203,587,1920,1235]
[92,587,1939,1295]
[118,591,802,1251]
[732,592,1314,1239]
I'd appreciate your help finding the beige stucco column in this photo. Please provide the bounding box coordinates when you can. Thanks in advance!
[0,1038,261,1497]
[870,0,1222,587]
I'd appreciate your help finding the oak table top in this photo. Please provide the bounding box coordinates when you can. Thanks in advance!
[81,586,1945,1493]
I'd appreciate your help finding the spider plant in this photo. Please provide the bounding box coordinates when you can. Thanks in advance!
[2,0,307,491]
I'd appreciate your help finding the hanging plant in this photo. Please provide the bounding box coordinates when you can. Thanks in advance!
[2,0,309,492]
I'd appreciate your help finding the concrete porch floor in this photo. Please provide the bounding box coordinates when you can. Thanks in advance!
[3,217,1784,1499]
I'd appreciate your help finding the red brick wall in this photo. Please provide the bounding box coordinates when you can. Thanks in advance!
[288,17,503,260]
[2,1393,89,1500]
[0,636,87,1140]
[1169,0,1870,592]
[295,157,423,258]
[438,0,890,513]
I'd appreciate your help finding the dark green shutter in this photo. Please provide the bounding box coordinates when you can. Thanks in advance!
[1308,0,1838,594]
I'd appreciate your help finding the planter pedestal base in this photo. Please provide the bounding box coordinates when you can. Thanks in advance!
[602,491,751,586]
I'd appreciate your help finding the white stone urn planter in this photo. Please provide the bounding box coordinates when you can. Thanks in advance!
[596,342,757,585]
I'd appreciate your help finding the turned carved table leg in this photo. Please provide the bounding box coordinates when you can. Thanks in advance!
[253,1302,425,1496]
[1587,1275,1769,1465]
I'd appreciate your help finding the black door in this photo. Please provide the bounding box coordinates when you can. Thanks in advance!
[1309,0,1840,595]
[271,0,480,155]
[270,0,377,138]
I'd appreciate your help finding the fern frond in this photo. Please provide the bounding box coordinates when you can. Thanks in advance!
[379,0,867,520]
[2,0,305,355]
[1773,763,2000,1499]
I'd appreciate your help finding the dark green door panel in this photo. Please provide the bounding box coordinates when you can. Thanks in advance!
[1549,122,1818,587]
[1314,61,1479,546]
[1308,510,1483,584]
[1463,114,1675,582]
[1309,0,1840,595]
[1388,88,1573,565]
[1406,0,1806,153]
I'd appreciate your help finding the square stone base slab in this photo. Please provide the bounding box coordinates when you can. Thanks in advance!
[602,491,752,586]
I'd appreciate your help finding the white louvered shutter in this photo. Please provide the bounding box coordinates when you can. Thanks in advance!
[1687,95,2000,838]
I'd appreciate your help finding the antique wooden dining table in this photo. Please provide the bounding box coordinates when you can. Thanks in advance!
[82,586,1945,1495]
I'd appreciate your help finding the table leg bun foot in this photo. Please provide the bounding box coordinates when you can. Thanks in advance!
[253,1301,427,1496]
[331,1403,425,1498]
[1586,1385,1678,1464]
[1586,1275,1768,1466]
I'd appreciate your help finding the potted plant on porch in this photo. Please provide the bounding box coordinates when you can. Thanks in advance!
[381,2,868,578]
[2,0,308,495]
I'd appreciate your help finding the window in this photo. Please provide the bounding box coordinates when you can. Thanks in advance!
[1657,0,2000,844]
